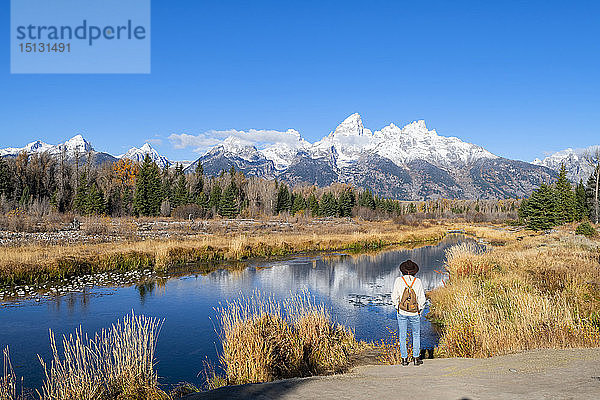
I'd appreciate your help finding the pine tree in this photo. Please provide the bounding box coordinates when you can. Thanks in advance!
[338,190,353,217]
[575,180,587,221]
[219,182,238,218]
[74,172,88,214]
[307,193,319,216]
[209,184,222,211]
[586,167,600,223]
[192,163,204,200]
[520,184,558,231]
[0,158,13,199]
[86,183,105,215]
[172,165,189,208]
[358,189,375,210]
[291,193,306,215]
[554,164,576,224]
[319,192,338,217]
[196,191,209,211]
[133,155,162,216]
[276,184,291,214]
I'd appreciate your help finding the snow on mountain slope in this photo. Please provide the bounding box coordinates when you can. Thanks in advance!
[198,113,501,173]
[533,146,599,182]
[217,136,267,162]
[311,113,373,167]
[0,140,54,156]
[0,135,94,158]
[260,129,310,170]
[369,120,498,168]
[120,143,171,169]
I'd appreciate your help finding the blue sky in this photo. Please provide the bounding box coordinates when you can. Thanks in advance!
[1,0,599,162]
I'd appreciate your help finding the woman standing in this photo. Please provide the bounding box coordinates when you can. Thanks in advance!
[391,259,426,366]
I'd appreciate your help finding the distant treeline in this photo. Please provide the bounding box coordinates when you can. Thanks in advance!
[0,152,520,220]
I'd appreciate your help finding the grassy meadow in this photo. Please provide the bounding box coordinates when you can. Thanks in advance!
[429,225,600,357]
[0,217,464,286]
[1,216,599,400]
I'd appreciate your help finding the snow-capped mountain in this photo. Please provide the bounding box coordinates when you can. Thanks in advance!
[260,129,310,170]
[0,114,562,200]
[120,143,171,169]
[0,134,116,165]
[185,136,276,178]
[533,146,599,183]
[0,135,93,158]
[191,113,556,199]
[368,120,497,168]
[312,113,374,167]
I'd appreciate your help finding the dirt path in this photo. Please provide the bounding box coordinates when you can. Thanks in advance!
[185,348,600,400]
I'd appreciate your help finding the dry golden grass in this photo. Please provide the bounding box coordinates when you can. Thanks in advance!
[0,347,16,400]
[214,291,360,386]
[0,220,468,286]
[430,231,600,357]
[38,313,165,400]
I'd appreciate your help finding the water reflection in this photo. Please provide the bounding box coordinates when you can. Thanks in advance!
[0,234,473,390]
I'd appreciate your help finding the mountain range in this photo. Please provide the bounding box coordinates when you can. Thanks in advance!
[533,146,599,184]
[3,114,595,200]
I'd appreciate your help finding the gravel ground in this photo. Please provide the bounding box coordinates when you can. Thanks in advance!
[185,348,600,400]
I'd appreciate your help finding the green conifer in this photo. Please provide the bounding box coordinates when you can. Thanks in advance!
[575,180,587,221]
[291,193,306,215]
[219,182,238,218]
[133,155,162,216]
[554,164,576,224]
[276,184,291,214]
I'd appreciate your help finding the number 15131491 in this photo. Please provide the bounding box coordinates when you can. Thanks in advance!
[19,43,71,53]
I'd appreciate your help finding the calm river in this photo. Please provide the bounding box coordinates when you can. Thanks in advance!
[0,234,473,390]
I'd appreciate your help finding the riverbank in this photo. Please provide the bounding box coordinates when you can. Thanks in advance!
[0,218,513,286]
[184,348,600,400]
[429,225,600,357]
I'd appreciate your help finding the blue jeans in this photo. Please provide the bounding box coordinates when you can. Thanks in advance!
[397,313,421,359]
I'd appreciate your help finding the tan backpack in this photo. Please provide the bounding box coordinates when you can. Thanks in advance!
[397,276,419,313]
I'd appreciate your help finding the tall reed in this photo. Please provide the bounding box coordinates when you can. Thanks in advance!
[38,312,164,400]
[0,347,16,400]
[430,234,600,357]
[215,291,359,385]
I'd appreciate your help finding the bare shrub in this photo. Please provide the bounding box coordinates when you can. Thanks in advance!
[172,204,204,220]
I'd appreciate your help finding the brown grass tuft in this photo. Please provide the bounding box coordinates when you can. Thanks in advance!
[215,291,359,385]
[430,233,600,358]
[38,312,165,400]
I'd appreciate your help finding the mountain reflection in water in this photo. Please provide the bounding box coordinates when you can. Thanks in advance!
[0,234,474,389]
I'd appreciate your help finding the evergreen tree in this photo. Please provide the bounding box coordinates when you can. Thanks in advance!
[0,158,13,199]
[229,165,236,177]
[196,191,209,211]
[307,193,319,216]
[73,172,88,214]
[291,193,306,215]
[86,183,105,215]
[319,192,338,217]
[358,189,375,210]
[219,182,238,218]
[554,164,576,224]
[192,163,204,200]
[338,190,353,217]
[172,165,189,208]
[586,166,600,224]
[520,184,558,231]
[209,184,222,211]
[276,184,291,214]
[575,180,587,221]
[133,155,162,216]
